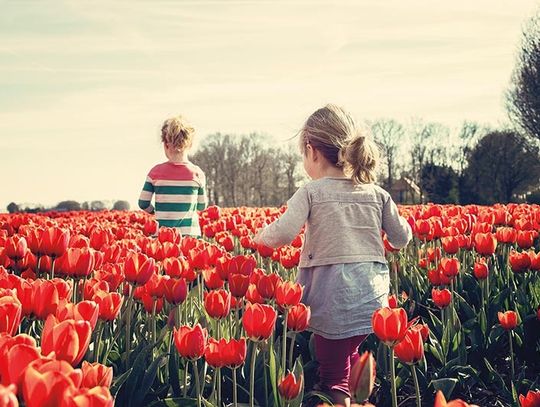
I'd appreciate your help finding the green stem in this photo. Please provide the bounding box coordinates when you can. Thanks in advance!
[250,342,258,407]
[288,333,296,369]
[125,286,135,362]
[183,360,188,398]
[193,360,202,407]
[282,309,288,374]
[389,347,398,407]
[411,364,421,407]
[509,330,515,381]
[50,257,55,279]
[233,367,238,407]
[94,321,104,362]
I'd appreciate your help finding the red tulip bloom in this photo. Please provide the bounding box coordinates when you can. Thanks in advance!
[256,273,281,300]
[22,364,77,407]
[62,386,114,407]
[245,284,265,304]
[56,300,99,330]
[222,337,247,368]
[93,291,123,321]
[529,251,540,271]
[32,280,61,320]
[229,273,250,298]
[242,303,278,341]
[349,351,376,402]
[204,338,227,368]
[0,384,18,407]
[0,341,41,387]
[174,324,208,360]
[432,288,452,309]
[80,361,113,388]
[162,256,191,279]
[278,372,303,401]
[163,278,188,305]
[275,280,303,309]
[474,232,497,256]
[509,251,531,273]
[388,294,398,309]
[0,292,22,335]
[496,227,517,244]
[394,327,424,364]
[287,303,311,332]
[439,257,460,278]
[40,227,70,257]
[498,311,518,330]
[441,236,459,255]
[25,359,82,389]
[517,230,535,249]
[204,289,231,319]
[371,307,408,347]
[473,260,489,280]
[55,248,95,278]
[124,252,155,286]
[519,390,540,407]
[41,315,92,366]
[4,235,28,260]
[202,268,224,290]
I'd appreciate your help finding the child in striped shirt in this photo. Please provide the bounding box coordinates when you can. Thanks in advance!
[138,115,208,237]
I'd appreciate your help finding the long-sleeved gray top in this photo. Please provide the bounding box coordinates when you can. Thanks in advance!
[256,177,412,268]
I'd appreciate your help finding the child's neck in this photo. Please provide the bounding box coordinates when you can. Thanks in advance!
[167,151,189,163]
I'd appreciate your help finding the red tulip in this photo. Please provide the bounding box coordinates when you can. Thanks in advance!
[204,289,231,319]
[498,311,518,330]
[56,300,99,330]
[245,284,265,304]
[256,273,281,300]
[529,251,540,271]
[202,268,224,290]
[394,327,424,364]
[474,232,497,256]
[439,257,460,278]
[229,273,250,298]
[41,315,92,366]
[517,230,535,249]
[124,252,155,286]
[519,390,540,407]
[25,359,82,389]
[55,248,95,278]
[62,386,114,407]
[222,337,247,368]
[257,244,274,258]
[441,236,459,255]
[174,324,208,360]
[0,384,18,407]
[92,291,123,321]
[40,227,70,257]
[163,278,188,305]
[278,372,303,401]
[287,303,311,332]
[204,338,227,368]
[473,260,489,280]
[242,303,277,341]
[0,340,41,387]
[162,257,191,279]
[0,292,22,335]
[371,307,408,346]
[432,288,452,309]
[275,280,303,309]
[32,280,61,320]
[4,235,28,260]
[22,364,76,407]
[80,361,113,388]
[349,351,376,402]
[388,294,398,308]
[509,251,531,273]
[496,227,516,244]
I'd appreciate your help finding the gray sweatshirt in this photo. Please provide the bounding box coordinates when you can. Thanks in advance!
[257,177,412,267]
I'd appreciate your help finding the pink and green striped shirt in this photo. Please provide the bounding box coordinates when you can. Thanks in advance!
[138,161,207,236]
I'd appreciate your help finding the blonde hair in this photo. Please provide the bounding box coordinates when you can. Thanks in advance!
[161,115,195,151]
[299,104,379,184]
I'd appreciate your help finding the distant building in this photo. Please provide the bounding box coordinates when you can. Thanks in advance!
[389,177,422,204]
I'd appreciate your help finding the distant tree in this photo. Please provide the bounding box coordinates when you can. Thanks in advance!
[6,202,19,213]
[113,200,130,211]
[421,164,459,204]
[370,119,405,189]
[90,201,106,211]
[507,12,540,140]
[81,202,90,211]
[460,129,540,203]
[56,200,82,211]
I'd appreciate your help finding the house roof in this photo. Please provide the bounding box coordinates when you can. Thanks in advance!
[390,177,421,195]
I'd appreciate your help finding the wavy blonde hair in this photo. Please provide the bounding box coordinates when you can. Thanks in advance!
[161,115,195,151]
[299,104,379,184]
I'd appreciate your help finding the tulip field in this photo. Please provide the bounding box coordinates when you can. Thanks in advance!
[1,204,540,407]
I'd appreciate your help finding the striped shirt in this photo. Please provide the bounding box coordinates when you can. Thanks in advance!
[138,161,207,236]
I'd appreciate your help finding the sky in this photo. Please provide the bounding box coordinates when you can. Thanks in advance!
[1,0,539,212]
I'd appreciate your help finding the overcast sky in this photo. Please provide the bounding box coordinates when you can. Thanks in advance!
[1,0,538,211]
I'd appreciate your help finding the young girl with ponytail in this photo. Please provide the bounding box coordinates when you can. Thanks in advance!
[254,104,412,406]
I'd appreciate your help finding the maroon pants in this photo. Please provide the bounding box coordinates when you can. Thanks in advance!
[313,334,368,397]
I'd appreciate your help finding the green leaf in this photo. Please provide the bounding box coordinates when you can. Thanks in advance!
[110,368,132,398]
[430,378,458,399]
[268,346,280,407]
[147,397,198,407]
[131,354,169,406]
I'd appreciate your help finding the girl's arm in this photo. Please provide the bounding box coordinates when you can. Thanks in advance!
[138,175,155,214]
[381,194,412,249]
[254,187,310,248]
[196,172,208,211]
